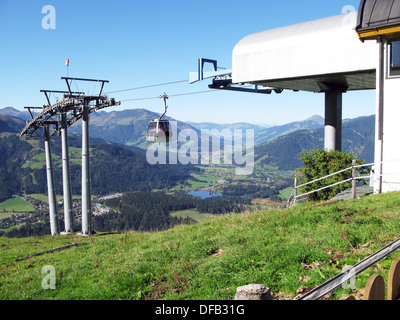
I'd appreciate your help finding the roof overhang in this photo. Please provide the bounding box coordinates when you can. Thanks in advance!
[356,0,400,41]
[232,12,377,93]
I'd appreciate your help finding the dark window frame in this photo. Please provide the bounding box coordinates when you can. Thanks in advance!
[388,40,400,77]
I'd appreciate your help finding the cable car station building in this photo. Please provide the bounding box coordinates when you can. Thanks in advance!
[196,0,400,194]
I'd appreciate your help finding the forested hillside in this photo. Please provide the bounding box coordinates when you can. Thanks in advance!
[96,191,252,232]
[0,135,33,201]
[254,115,325,144]
[255,115,374,170]
[0,132,196,202]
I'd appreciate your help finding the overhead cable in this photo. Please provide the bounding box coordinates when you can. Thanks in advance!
[120,89,219,102]
[105,80,187,94]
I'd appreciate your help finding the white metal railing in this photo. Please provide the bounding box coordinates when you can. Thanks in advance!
[288,160,374,206]
[287,158,400,206]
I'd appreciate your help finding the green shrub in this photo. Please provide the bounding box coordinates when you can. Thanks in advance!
[296,149,369,202]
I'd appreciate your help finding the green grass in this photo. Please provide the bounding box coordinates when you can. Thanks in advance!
[1,192,400,300]
[170,209,212,222]
[278,187,293,201]
[22,152,46,169]
[22,148,83,170]
[24,194,81,205]
[186,179,210,189]
[183,165,229,189]
[0,197,35,217]
[25,194,60,204]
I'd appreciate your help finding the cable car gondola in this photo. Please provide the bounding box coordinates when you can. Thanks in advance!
[146,93,172,143]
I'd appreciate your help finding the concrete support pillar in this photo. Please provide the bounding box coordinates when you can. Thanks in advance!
[81,105,93,235]
[61,114,74,233]
[44,126,60,236]
[324,91,342,152]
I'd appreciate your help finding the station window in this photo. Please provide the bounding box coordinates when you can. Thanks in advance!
[389,40,400,76]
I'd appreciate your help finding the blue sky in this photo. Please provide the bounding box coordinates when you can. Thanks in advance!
[0,0,375,125]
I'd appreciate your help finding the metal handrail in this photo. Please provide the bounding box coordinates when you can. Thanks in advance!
[290,161,375,206]
[298,177,354,198]
[295,166,354,189]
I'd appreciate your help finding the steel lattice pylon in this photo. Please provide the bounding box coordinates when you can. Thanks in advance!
[20,77,120,236]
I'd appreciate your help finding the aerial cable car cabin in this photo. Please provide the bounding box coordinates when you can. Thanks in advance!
[147,119,171,143]
[147,93,172,143]
[192,1,400,194]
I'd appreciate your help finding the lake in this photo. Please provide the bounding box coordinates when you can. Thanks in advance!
[188,190,223,199]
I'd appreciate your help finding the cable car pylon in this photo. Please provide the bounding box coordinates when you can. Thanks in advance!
[21,77,120,236]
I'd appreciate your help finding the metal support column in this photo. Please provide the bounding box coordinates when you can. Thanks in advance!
[44,126,60,236]
[61,113,74,233]
[81,105,93,235]
[324,91,342,152]
[374,37,385,194]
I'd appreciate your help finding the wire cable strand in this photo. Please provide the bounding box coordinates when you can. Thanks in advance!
[105,80,187,94]
[119,89,220,102]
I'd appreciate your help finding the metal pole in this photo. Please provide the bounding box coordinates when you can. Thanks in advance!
[61,113,74,233]
[44,126,60,236]
[352,159,357,199]
[375,37,384,194]
[81,105,92,235]
[293,177,298,206]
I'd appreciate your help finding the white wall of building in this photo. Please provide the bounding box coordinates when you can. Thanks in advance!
[382,46,400,192]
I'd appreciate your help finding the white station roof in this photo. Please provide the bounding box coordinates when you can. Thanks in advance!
[232,12,378,92]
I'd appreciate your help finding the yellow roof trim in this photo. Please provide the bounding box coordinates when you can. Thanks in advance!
[357,25,400,40]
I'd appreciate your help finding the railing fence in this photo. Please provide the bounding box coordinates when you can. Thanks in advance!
[289,160,374,206]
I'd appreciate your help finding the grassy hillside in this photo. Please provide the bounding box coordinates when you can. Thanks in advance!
[1,192,400,300]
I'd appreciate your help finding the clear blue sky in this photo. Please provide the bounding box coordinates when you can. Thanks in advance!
[0,0,375,125]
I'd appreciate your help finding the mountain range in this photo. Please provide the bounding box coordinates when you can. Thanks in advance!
[0,107,327,147]
[69,108,200,149]
[0,107,375,172]
[254,115,374,170]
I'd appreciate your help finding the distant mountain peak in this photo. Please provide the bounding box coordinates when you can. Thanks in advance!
[305,115,324,124]
[0,106,35,121]
[0,106,23,115]
[1,106,19,112]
